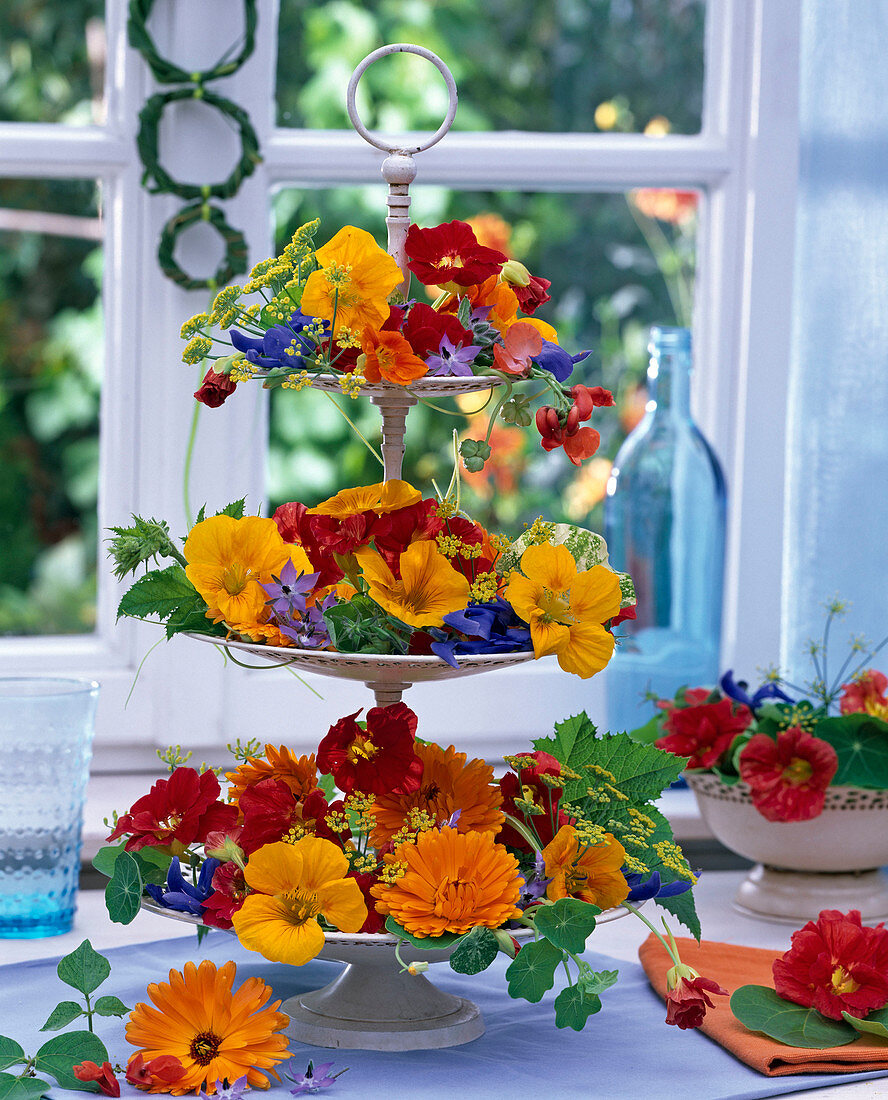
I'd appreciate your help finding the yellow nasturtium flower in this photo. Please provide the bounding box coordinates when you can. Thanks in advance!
[301,225,402,333]
[356,540,470,629]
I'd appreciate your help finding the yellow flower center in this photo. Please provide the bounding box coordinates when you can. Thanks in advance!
[326,263,358,306]
[189,1030,222,1066]
[866,700,888,721]
[521,784,541,810]
[538,586,573,625]
[564,866,588,895]
[439,253,465,269]
[830,965,860,996]
[346,734,378,763]
[220,562,250,596]
[781,756,814,786]
[282,887,321,926]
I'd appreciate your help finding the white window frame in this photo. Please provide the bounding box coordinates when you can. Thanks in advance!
[0,0,799,774]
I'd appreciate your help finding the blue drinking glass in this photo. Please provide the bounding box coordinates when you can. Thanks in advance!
[0,678,99,937]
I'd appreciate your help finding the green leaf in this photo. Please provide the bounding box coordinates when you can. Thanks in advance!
[195,504,207,524]
[132,850,170,888]
[91,842,126,879]
[384,917,465,951]
[94,995,130,1017]
[842,1004,888,1037]
[323,597,410,655]
[0,1039,25,1072]
[730,985,859,1048]
[216,498,246,519]
[0,1075,52,1100]
[505,938,564,1003]
[317,772,336,801]
[34,1032,109,1091]
[533,898,600,954]
[57,941,110,997]
[196,925,212,946]
[579,968,619,996]
[816,714,888,787]
[626,713,663,744]
[39,1001,83,1031]
[643,806,701,939]
[553,983,602,1030]
[449,926,499,975]
[105,851,143,925]
[117,565,196,622]
[164,593,220,640]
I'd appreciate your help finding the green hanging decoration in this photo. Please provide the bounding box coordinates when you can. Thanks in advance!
[128,0,258,85]
[136,88,261,201]
[127,0,260,290]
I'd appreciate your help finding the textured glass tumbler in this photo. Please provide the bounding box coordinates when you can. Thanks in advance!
[0,679,98,938]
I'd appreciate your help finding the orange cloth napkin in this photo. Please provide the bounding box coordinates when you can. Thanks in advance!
[639,933,888,1076]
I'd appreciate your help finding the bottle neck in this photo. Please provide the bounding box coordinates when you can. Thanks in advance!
[647,338,692,419]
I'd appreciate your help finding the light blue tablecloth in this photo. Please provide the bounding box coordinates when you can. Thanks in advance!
[2,932,886,1100]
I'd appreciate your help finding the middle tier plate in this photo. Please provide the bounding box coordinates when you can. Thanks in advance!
[310,374,504,399]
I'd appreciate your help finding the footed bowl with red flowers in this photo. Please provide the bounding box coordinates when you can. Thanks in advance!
[686,772,888,923]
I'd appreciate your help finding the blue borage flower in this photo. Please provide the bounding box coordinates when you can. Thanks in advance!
[623,868,693,902]
[229,309,329,372]
[429,597,532,668]
[719,669,794,713]
[286,1060,348,1096]
[146,855,220,916]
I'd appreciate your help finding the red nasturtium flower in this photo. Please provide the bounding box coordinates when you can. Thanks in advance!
[655,697,752,770]
[125,1053,186,1091]
[201,861,250,930]
[839,669,888,718]
[73,1061,120,1097]
[405,219,507,286]
[106,768,238,853]
[738,727,838,822]
[238,780,348,854]
[402,302,473,359]
[664,965,728,1029]
[194,366,237,408]
[773,909,888,1020]
[317,703,421,795]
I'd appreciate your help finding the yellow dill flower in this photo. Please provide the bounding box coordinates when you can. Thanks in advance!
[210,286,242,328]
[182,335,213,364]
[469,574,499,603]
[623,853,649,875]
[338,372,364,398]
[586,763,618,783]
[180,312,209,340]
[230,362,255,383]
[523,517,556,544]
[379,860,408,884]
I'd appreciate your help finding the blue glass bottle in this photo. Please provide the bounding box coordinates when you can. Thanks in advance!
[603,326,726,733]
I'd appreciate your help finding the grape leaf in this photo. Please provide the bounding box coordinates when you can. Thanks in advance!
[731,986,858,1047]
[505,938,564,1003]
[57,941,109,996]
[217,498,246,519]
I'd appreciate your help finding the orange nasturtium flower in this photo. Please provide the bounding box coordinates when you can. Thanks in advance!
[360,326,429,386]
[542,824,629,911]
[371,741,504,847]
[356,540,470,628]
[308,479,422,519]
[232,837,366,967]
[371,826,522,936]
[125,959,290,1095]
[226,746,319,804]
[184,514,311,627]
[504,542,621,679]
[301,225,402,333]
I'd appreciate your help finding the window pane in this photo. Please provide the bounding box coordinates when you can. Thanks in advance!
[276,0,705,134]
[267,185,697,533]
[0,179,103,635]
[0,2,106,125]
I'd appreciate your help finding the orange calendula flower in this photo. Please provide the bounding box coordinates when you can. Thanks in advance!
[371,741,503,847]
[542,824,629,911]
[184,515,304,627]
[125,959,290,1095]
[504,542,621,679]
[232,837,366,967]
[371,826,521,937]
[360,327,429,386]
[226,746,318,804]
[301,225,402,333]
[308,479,422,519]
[356,540,470,628]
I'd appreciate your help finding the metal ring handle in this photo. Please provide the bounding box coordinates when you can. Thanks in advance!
[346,43,457,154]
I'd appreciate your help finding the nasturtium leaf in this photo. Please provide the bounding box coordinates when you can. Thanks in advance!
[579,968,619,997]
[449,927,499,975]
[0,1075,51,1100]
[94,995,130,1018]
[39,1001,83,1031]
[0,1039,24,1072]
[816,715,888,788]
[105,851,143,925]
[842,1005,888,1037]
[730,986,859,1048]
[384,917,464,952]
[57,941,110,997]
[117,565,196,622]
[132,850,169,888]
[505,938,564,1003]
[34,1032,109,1091]
[91,843,125,879]
[553,984,602,1030]
[534,898,600,954]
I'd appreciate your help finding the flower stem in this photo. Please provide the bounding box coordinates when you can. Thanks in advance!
[320,391,384,466]
[623,902,681,967]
